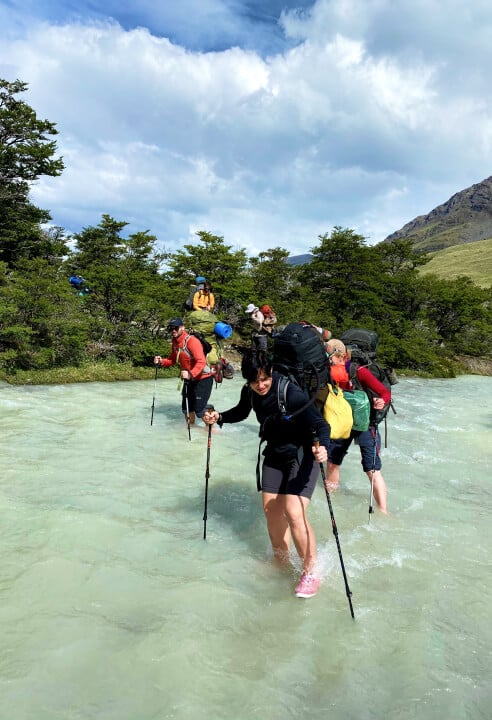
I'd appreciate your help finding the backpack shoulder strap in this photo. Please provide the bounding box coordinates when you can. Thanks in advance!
[180,333,192,357]
[277,375,290,416]
[348,361,360,387]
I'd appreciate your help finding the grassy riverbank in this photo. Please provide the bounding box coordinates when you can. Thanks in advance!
[0,351,489,386]
[0,361,179,385]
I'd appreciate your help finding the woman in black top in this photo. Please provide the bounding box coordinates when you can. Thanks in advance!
[203,351,330,599]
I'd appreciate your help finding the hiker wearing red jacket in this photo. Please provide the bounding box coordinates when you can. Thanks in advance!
[153,317,213,426]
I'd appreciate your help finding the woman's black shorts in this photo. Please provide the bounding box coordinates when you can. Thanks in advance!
[261,453,319,499]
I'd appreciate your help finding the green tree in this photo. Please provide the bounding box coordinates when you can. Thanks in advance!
[0,258,87,370]
[420,275,492,351]
[299,227,384,328]
[247,247,303,323]
[0,78,64,266]
[248,247,294,300]
[67,215,171,363]
[376,238,430,276]
[372,240,434,338]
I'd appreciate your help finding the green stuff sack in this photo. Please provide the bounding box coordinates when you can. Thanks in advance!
[323,384,353,440]
[187,310,219,363]
[342,389,370,432]
[187,310,217,336]
[206,342,220,365]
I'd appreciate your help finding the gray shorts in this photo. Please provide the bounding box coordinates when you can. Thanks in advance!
[261,455,320,499]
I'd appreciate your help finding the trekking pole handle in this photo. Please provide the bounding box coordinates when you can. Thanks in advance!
[312,437,327,463]
[204,404,221,426]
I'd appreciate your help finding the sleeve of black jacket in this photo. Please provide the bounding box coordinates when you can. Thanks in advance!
[286,383,331,451]
[218,384,252,426]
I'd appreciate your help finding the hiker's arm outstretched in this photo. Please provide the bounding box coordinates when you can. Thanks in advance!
[154,343,177,368]
[203,384,252,426]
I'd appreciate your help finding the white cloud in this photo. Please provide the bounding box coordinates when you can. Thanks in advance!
[2,0,492,255]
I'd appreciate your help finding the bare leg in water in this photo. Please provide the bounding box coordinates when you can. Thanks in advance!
[326,462,388,514]
[325,462,341,491]
[366,469,388,514]
[262,492,317,573]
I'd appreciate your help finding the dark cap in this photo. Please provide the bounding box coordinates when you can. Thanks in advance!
[168,317,184,328]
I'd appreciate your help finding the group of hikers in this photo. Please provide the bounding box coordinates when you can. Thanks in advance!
[153,279,394,602]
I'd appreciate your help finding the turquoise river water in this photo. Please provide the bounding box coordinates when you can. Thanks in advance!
[0,374,491,719]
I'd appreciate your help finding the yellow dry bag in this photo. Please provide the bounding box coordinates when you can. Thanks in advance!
[323,384,353,440]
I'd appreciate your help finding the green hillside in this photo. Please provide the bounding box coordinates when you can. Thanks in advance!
[405,222,472,253]
[419,237,492,288]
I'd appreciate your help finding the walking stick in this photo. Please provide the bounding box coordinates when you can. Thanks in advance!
[150,365,158,426]
[314,437,355,619]
[184,379,191,441]
[203,404,214,540]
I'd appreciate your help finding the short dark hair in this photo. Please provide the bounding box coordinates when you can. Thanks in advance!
[241,350,272,382]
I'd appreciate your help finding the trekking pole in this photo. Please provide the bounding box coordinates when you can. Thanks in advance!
[368,425,378,523]
[150,365,158,426]
[203,404,214,540]
[368,472,375,521]
[184,379,191,441]
[314,437,355,619]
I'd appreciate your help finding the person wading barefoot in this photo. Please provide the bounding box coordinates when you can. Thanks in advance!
[203,350,331,599]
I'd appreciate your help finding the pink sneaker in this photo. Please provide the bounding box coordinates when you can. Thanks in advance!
[294,573,320,598]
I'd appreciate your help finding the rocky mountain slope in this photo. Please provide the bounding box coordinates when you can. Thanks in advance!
[384,175,492,252]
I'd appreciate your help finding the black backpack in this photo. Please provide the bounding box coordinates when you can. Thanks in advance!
[340,327,397,433]
[340,328,378,359]
[273,321,329,398]
[183,284,197,310]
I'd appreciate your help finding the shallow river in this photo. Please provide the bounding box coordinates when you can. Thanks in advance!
[0,374,490,719]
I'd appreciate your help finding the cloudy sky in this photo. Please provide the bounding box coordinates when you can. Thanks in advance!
[1,0,491,256]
